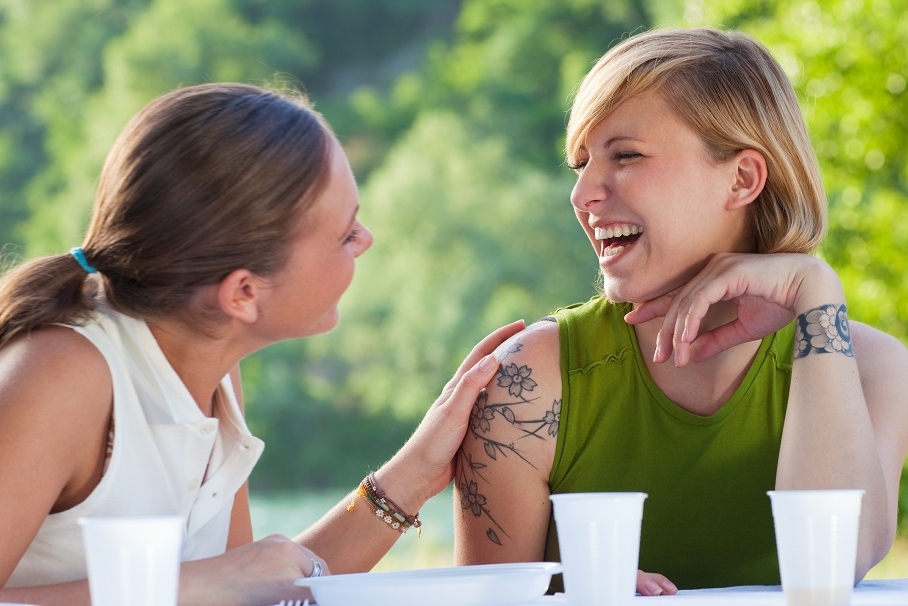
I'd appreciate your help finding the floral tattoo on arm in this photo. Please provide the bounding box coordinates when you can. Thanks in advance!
[794,304,853,358]
[457,331,561,546]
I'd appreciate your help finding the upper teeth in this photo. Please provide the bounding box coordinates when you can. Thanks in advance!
[594,224,643,240]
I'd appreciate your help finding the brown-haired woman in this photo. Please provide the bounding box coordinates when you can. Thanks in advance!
[0,82,523,605]
[454,27,908,593]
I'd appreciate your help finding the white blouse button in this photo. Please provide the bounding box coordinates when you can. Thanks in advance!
[187,478,200,491]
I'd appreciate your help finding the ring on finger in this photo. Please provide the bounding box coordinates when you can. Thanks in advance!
[310,559,323,578]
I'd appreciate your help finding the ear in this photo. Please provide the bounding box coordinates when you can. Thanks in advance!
[726,149,767,210]
[215,269,262,324]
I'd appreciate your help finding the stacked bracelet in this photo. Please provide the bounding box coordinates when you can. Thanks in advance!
[346,473,422,536]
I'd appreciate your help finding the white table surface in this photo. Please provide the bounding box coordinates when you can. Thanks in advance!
[529,578,908,605]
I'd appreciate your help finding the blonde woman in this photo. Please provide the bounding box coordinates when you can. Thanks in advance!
[454,27,908,593]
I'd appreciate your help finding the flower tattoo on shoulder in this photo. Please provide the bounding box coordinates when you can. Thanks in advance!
[457,331,561,546]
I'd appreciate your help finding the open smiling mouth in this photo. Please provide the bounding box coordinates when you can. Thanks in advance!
[594,225,643,257]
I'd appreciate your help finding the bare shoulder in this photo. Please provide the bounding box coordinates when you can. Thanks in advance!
[492,317,561,370]
[0,326,114,579]
[455,318,562,559]
[458,317,563,486]
[0,325,111,398]
[0,325,113,464]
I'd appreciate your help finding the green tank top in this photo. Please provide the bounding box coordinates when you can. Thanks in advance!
[544,296,794,589]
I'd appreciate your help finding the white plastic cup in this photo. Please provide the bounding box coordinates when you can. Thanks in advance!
[79,516,183,606]
[550,492,647,606]
[767,490,864,606]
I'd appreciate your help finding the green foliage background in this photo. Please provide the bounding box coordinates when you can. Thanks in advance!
[1,0,906,506]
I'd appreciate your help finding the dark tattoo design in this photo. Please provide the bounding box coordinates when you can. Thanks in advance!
[794,304,854,359]
[457,333,561,545]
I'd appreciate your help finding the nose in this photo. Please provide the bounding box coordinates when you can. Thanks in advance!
[569,166,609,213]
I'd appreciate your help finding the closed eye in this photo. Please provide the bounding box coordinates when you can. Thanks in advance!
[343,229,359,244]
[614,151,642,162]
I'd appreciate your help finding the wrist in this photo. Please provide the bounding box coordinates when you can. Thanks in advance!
[792,258,845,313]
[372,457,432,516]
[794,303,854,359]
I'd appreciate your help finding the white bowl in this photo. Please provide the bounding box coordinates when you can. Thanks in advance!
[294,562,561,606]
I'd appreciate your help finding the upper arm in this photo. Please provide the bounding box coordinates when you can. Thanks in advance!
[853,323,908,521]
[453,320,562,564]
[0,327,113,585]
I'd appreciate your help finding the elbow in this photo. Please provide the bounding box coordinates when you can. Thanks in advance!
[854,517,896,584]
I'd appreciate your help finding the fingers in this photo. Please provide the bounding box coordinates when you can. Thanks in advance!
[438,319,526,399]
[306,554,330,577]
[461,319,526,372]
[636,570,678,596]
[624,294,673,326]
[633,254,743,367]
[438,353,500,413]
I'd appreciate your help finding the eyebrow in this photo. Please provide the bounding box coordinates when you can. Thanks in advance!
[604,135,642,148]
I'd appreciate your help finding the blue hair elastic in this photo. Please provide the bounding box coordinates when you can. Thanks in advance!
[70,247,98,274]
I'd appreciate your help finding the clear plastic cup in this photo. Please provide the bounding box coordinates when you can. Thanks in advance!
[767,490,864,606]
[79,516,184,606]
[550,492,647,606]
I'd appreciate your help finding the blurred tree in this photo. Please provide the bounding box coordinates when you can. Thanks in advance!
[318,111,593,417]
[241,338,415,490]
[4,0,458,256]
[19,0,317,253]
[345,0,675,175]
[0,0,150,255]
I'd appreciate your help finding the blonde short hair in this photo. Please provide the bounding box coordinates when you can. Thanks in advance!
[566,27,826,254]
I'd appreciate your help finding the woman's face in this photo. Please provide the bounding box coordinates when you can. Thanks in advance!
[569,93,751,304]
[257,140,373,340]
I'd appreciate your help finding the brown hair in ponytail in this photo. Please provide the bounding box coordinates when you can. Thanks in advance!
[0,82,334,348]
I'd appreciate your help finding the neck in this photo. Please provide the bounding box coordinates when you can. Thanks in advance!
[146,319,243,416]
[632,300,763,416]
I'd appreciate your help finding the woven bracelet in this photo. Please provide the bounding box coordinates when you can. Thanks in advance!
[346,474,422,535]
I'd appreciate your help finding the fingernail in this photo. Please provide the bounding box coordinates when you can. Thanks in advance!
[653,339,661,362]
[645,579,663,595]
[479,354,496,371]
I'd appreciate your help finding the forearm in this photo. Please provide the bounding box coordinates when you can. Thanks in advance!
[776,278,891,578]
[294,459,428,574]
[0,581,91,606]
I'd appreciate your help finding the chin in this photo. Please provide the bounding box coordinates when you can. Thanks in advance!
[302,309,341,337]
[598,278,633,304]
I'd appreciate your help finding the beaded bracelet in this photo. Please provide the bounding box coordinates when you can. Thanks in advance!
[346,473,422,536]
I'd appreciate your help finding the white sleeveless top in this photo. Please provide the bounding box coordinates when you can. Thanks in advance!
[6,307,264,587]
